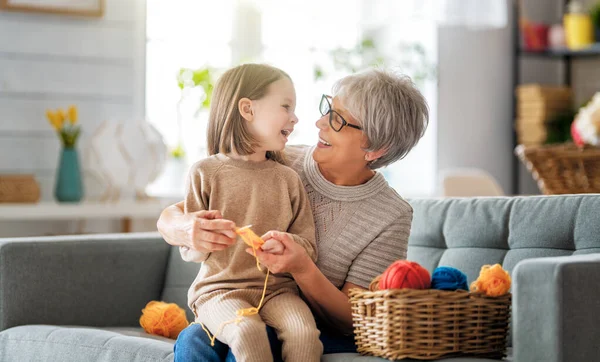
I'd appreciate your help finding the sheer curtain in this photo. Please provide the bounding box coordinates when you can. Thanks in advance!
[146,0,438,197]
[437,0,508,29]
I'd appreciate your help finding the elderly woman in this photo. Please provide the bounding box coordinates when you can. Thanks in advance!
[157,69,429,361]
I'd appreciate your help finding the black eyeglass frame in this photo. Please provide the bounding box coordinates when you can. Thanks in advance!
[319,94,362,132]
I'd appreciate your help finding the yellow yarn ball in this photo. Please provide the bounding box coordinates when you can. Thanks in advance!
[470,264,511,297]
[140,301,189,339]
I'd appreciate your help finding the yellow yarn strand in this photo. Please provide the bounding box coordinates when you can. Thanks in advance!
[200,226,270,347]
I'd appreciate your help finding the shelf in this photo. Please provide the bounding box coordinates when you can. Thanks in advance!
[0,200,170,221]
[520,43,600,57]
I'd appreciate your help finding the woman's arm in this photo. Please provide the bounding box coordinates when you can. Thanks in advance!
[294,225,414,333]
[293,261,362,334]
[157,201,237,252]
[251,211,412,334]
[249,233,362,334]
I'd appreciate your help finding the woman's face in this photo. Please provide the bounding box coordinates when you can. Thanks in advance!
[312,96,368,169]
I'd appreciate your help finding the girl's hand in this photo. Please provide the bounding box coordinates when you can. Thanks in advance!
[246,231,312,274]
[184,210,237,252]
[260,235,285,255]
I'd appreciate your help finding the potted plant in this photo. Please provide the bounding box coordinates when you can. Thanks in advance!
[46,106,83,202]
[173,67,214,160]
[591,1,600,42]
[313,36,436,90]
[147,67,215,198]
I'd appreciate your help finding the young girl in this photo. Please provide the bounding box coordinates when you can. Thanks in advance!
[177,64,322,362]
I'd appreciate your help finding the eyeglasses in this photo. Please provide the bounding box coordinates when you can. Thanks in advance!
[319,94,362,132]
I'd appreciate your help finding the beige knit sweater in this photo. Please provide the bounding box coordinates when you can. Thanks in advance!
[283,145,413,289]
[181,154,317,310]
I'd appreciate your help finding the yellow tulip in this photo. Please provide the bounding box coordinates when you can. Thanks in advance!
[68,105,78,125]
[45,110,61,130]
[53,117,63,130]
[56,109,66,129]
[46,110,55,127]
[57,109,66,121]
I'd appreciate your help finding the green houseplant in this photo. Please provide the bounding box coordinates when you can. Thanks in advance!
[591,1,600,41]
[313,36,436,89]
[172,67,215,158]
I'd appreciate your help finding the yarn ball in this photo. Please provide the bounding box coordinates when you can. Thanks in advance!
[431,266,469,291]
[379,260,431,290]
[140,301,189,339]
[470,264,512,297]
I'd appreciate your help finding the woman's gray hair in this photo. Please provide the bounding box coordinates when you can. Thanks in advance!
[332,69,429,169]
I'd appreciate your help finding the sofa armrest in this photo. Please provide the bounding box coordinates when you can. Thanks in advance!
[513,253,600,362]
[0,232,171,331]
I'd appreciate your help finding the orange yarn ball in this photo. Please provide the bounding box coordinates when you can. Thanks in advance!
[470,264,511,297]
[379,260,431,290]
[140,301,189,339]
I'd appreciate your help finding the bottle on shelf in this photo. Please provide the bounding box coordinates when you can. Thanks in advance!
[563,0,594,50]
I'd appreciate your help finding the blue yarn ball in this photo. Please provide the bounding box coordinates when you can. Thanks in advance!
[431,266,468,291]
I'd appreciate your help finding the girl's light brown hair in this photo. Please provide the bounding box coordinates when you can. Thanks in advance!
[207,63,291,164]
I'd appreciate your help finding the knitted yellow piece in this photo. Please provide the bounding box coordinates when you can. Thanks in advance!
[200,226,270,347]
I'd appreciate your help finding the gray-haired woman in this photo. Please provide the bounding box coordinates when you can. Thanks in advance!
[157,68,429,361]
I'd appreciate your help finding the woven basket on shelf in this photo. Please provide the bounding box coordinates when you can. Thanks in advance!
[515,143,600,195]
[0,174,40,203]
[348,276,511,361]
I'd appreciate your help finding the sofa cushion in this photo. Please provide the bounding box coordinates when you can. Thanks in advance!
[0,325,175,362]
[0,325,510,362]
[321,353,511,362]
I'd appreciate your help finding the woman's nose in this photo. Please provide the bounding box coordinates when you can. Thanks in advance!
[316,115,328,130]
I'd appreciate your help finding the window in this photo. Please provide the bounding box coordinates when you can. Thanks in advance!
[146,0,437,197]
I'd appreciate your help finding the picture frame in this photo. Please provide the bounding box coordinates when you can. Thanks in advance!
[0,0,104,17]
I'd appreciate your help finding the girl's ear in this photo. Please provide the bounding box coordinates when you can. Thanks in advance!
[238,98,254,122]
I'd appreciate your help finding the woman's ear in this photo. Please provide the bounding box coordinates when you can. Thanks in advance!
[238,98,254,122]
[365,148,387,162]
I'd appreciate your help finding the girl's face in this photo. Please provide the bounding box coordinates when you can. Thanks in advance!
[313,96,368,169]
[247,78,298,152]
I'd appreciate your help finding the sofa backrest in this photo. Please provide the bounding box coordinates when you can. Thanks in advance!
[162,194,600,323]
[161,247,200,322]
[407,194,600,283]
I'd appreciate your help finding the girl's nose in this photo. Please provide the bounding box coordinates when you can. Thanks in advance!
[291,113,299,124]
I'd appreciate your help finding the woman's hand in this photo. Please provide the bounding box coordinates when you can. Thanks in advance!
[247,231,312,274]
[183,210,237,253]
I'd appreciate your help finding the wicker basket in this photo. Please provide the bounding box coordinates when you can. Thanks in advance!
[0,174,40,203]
[515,143,600,194]
[349,278,511,361]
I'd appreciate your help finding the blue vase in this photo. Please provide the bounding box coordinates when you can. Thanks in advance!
[55,147,83,203]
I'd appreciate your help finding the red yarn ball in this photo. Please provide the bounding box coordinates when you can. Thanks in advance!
[379,260,431,290]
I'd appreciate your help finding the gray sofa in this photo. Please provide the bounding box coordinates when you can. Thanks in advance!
[1,195,599,362]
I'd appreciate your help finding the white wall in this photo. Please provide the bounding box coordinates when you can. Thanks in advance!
[437,10,514,195]
[0,0,147,236]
